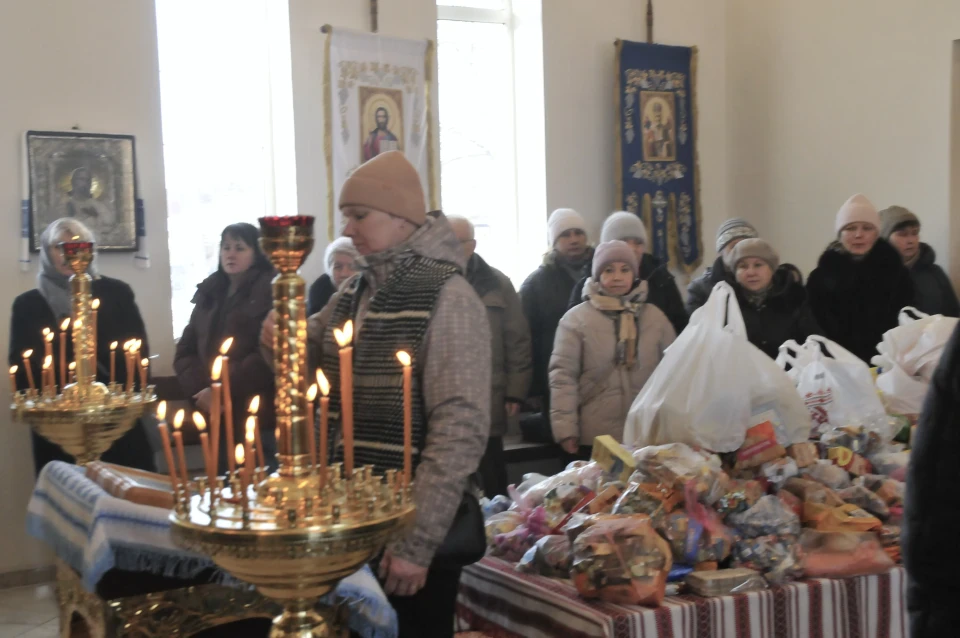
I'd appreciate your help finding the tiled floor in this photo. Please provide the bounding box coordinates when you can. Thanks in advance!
[0,585,58,638]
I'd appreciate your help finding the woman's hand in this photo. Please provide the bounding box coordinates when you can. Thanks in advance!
[193,387,213,413]
[378,550,428,597]
[260,311,277,352]
[560,437,580,454]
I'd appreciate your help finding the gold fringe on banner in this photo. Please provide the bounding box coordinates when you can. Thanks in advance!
[614,39,624,210]
[668,193,678,270]
[684,45,704,274]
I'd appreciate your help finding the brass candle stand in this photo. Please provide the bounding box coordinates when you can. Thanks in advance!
[10,241,156,466]
[171,216,415,638]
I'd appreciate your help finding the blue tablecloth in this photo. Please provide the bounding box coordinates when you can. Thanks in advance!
[27,461,397,638]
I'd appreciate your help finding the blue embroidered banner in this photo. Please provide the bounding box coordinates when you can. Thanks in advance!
[616,40,703,273]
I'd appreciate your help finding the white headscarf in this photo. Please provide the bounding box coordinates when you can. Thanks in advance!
[37,218,99,320]
[324,236,361,273]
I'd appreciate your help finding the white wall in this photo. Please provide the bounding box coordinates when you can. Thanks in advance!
[288,0,440,283]
[726,0,960,277]
[0,0,172,572]
[541,0,730,274]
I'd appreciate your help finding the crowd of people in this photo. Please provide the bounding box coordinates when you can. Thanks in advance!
[10,148,959,637]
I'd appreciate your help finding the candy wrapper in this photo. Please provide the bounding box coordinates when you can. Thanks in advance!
[800,530,894,578]
[782,477,845,507]
[633,443,722,490]
[612,482,681,523]
[485,511,525,545]
[837,485,890,520]
[806,503,881,533]
[713,480,765,519]
[736,422,787,470]
[543,483,593,525]
[732,535,803,585]
[516,535,572,578]
[856,475,904,506]
[821,426,868,454]
[482,494,512,518]
[658,511,735,564]
[728,495,801,539]
[760,457,799,490]
[492,507,550,561]
[827,447,873,477]
[686,467,731,506]
[572,516,672,607]
[777,490,803,520]
[803,460,852,490]
[786,442,819,468]
[587,482,626,515]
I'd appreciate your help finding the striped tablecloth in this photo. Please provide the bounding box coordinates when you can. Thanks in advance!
[457,557,908,638]
[27,461,398,638]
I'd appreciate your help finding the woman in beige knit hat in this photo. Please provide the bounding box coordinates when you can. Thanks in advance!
[806,194,914,362]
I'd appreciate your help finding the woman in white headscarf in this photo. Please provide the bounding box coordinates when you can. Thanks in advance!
[307,237,361,315]
[8,218,155,475]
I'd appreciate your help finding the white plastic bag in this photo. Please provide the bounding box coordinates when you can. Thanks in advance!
[624,283,809,451]
[778,336,887,437]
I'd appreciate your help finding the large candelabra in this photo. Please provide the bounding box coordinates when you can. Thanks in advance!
[170,216,414,638]
[10,241,156,465]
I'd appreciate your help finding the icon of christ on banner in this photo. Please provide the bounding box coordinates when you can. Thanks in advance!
[359,86,404,162]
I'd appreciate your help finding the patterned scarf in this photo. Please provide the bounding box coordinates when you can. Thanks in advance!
[583,278,647,368]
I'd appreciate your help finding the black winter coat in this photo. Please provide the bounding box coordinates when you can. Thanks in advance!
[909,243,959,318]
[806,239,914,363]
[8,277,155,475]
[568,253,689,335]
[904,321,960,636]
[308,273,337,317]
[520,249,593,399]
[734,268,821,359]
[685,255,731,316]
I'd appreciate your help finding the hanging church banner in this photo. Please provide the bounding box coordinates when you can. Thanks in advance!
[616,40,703,273]
[323,27,437,240]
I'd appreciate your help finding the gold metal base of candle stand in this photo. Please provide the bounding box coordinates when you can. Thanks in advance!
[11,385,157,466]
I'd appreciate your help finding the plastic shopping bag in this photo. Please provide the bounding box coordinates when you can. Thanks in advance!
[625,283,809,452]
[778,336,887,438]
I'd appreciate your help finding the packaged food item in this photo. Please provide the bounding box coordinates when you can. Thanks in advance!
[736,422,787,469]
[482,494,512,518]
[571,515,672,606]
[515,535,572,577]
[802,460,852,490]
[686,466,731,506]
[714,480,765,519]
[485,511,525,544]
[591,435,638,482]
[728,495,801,538]
[492,507,550,560]
[836,485,890,520]
[668,565,694,582]
[800,531,895,578]
[786,442,819,468]
[612,482,681,523]
[760,457,799,490]
[782,477,845,507]
[511,463,607,510]
[633,443,722,490]
[821,426,868,454]
[657,511,735,564]
[587,482,626,515]
[856,475,904,506]
[827,447,873,477]
[732,535,803,585]
[685,568,768,597]
[694,561,718,571]
[868,450,910,480]
[777,490,803,520]
[542,483,593,525]
[806,503,882,533]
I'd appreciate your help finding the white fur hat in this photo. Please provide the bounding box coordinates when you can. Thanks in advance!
[835,194,880,235]
[547,208,587,246]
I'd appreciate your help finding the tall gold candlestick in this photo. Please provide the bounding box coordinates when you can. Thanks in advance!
[21,350,35,391]
[59,318,70,389]
[396,351,413,486]
[334,321,354,478]
[220,338,235,473]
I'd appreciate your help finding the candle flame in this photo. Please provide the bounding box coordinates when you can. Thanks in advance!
[123,340,131,352]
[42,355,51,369]
[245,417,256,443]
[212,356,223,381]
[219,337,234,355]
[307,384,318,401]
[333,320,354,347]
[60,318,70,331]
[74,319,83,329]
[42,327,51,337]
[396,351,411,367]
[173,409,185,430]
[134,339,142,352]
[157,400,167,421]
[92,298,100,310]
[68,362,76,371]
[248,395,260,414]
[235,444,245,466]
[45,332,54,343]
[110,341,118,351]
[9,365,17,374]
[274,427,280,441]
[317,369,330,396]
[192,412,207,432]
[22,349,33,359]
[141,358,149,368]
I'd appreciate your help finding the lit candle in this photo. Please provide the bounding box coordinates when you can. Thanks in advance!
[42,328,53,369]
[192,412,216,504]
[156,402,180,500]
[59,318,69,389]
[248,396,265,470]
[397,351,413,486]
[306,383,318,469]
[109,341,118,385]
[244,417,256,485]
[123,341,134,393]
[9,365,18,396]
[172,410,190,494]
[211,356,223,473]
[139,358,149,394]
[317,370,330,486]
[220,338,235,473]
[333,321,354,478]
[21,349,35,391]
[235,444,247,500]
[91,299,100,353]
[68,362,76,384]
[42,355,53,394]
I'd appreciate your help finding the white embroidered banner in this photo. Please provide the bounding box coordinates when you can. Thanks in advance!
[324,28,435,240]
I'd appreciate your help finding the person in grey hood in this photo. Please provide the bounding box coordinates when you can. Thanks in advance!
[880,206,959,317]
[261,151,490,638]
[686,218,759,315]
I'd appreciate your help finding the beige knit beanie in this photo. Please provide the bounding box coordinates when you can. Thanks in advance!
[338,151,426,226]
[835,194,880,235]
[731,238,780,270]
[878,206,920,240]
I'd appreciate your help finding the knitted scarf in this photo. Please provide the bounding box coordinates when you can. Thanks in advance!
[322,254,459,473]
[583,278,647,368]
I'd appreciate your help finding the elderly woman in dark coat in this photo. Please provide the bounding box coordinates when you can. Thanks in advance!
[904,322,960,636]
[307,236,360,316]
[174,223,277,470]
[9,218,155,475]
[806,194,914,363]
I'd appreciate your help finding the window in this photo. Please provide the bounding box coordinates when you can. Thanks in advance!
[155,0,296,340]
